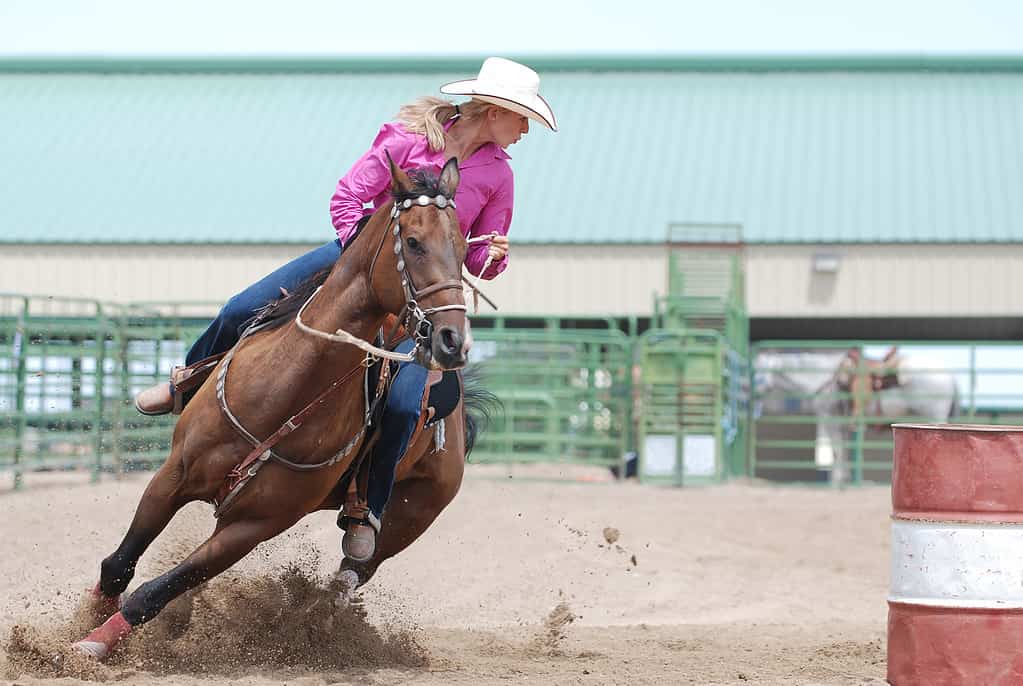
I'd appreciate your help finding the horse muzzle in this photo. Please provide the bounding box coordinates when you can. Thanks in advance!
[422,323,471,370]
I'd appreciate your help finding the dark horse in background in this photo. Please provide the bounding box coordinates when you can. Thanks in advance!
[73,157,495,659]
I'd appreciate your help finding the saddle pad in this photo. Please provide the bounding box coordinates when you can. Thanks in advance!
[426,370,461,423]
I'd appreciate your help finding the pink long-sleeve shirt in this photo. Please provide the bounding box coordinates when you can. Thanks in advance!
[330,121,513,279]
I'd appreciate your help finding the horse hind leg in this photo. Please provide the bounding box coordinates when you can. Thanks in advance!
[86,456,191,628]
[340,419,465,589]
[74,512,298,659]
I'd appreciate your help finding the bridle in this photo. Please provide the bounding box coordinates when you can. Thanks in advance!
[295,192,471,363]
[371,194,467,355]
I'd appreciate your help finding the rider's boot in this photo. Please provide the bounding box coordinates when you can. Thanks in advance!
[134,381,174,416]
[134,366,188,416]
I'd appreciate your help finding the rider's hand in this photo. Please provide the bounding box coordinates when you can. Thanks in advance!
[488,234,509,261]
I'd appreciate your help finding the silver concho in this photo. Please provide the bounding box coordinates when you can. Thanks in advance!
[396,259,405,272]
[417,195,430,206]
[392,223,400,236]
[402,199,413,209]
[393,239,401,254]
[436,195,448,209]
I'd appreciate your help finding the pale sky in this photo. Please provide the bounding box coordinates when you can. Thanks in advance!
[2,0,1022,56]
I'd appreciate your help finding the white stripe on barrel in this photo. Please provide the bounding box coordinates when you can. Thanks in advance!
[890,519,1023,609]
[888,423,1023,686]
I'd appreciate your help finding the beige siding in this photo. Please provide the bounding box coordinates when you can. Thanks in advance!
[746,244,1023,317]
[2,243,1022,317]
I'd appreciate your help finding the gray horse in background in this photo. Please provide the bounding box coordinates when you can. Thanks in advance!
[754,347,958,485]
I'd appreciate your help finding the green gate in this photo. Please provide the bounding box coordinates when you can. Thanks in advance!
[635,329,747,485]
[634,225,750,485]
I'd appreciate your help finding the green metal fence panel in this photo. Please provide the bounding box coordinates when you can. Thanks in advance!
[0,295,215,488]
[0,294,114,486]
[468,328,634,470]
[106,303,210,472]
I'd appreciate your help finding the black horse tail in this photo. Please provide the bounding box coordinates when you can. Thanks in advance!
[461,365,502,458]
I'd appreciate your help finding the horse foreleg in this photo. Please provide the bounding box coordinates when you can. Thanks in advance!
[74,513,297,660]
[89,458,190,627]
[340,441,464,587]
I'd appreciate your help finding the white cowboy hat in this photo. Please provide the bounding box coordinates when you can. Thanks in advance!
[440,57,558,132]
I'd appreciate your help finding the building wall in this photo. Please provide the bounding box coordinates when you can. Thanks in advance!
[2,243,1022,318]
[745,244,1023,317]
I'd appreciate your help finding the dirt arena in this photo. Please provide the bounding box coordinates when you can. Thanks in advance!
[0,464,890,685]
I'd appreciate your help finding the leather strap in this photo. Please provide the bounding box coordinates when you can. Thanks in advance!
[168,353,228,414]
[213,360,378,514]
[412,279,463,301]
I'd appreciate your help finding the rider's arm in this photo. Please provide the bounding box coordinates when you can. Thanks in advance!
[330,123,413,245]
[465,168,513,280]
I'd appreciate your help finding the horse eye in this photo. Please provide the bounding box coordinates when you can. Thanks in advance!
[406,236,421,251]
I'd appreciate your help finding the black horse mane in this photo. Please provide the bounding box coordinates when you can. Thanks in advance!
[240,168,447,336]
[241,266,333,335]
[393,167,450,203]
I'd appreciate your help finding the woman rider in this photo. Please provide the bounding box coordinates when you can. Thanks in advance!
[133,56,557,562]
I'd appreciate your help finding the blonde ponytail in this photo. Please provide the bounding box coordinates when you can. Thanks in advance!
[394,97,497,152]
[394,97,457,152]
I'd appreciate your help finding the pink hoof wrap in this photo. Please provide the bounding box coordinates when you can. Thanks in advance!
[73,611,132,660]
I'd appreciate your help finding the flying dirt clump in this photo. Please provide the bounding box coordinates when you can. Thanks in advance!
[602,527,620,544]
[529,602,578,657]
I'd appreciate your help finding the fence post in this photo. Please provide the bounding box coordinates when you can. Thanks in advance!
[113,317,127,476]
[968,345,977,419]
[91,301,106,483]
[12,297,28,490]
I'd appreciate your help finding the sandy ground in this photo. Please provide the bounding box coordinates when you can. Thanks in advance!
[0,464,890,685]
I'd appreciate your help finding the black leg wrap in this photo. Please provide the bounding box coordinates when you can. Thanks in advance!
[99,553,137,597]
[120,564,206,626]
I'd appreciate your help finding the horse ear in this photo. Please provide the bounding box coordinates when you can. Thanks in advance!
[386,150,414,194]
[439,157,460,197]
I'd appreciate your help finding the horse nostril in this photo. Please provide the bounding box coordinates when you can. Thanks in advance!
[439,327,460,355]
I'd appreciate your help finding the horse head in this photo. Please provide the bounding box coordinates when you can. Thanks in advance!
[369,155,470,370]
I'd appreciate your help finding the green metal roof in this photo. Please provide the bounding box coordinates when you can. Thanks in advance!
[2,55,1023,245]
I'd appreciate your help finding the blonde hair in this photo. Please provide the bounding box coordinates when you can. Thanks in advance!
[394,97,495,152]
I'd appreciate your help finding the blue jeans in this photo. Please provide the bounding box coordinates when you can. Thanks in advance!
[368,338,429,519]
[186,239,343,365]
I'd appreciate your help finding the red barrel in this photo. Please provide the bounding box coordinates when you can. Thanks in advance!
[888,423,1023,686]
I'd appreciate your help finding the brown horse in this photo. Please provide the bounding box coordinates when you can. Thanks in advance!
[73,157,480,659]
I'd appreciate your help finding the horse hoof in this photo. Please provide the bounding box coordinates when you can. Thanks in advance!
[73,611,132,661]
[333,568,361,609]
[72,639,109,660]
